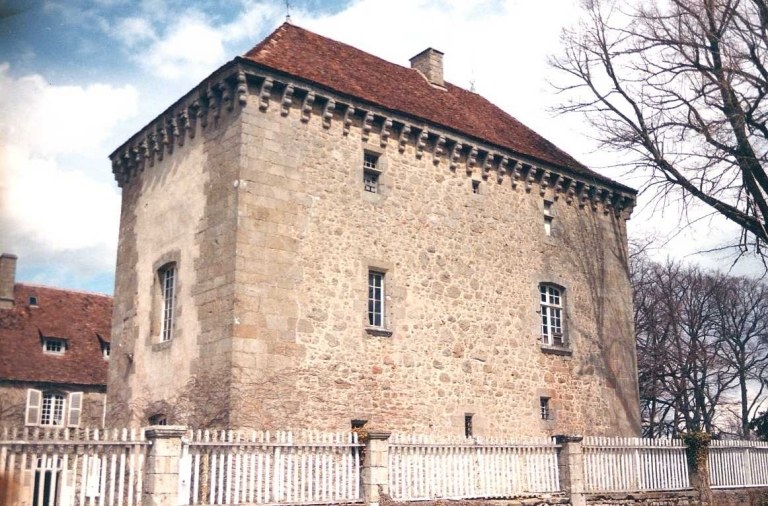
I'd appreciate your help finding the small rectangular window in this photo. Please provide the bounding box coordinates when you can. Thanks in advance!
[464,413,473,437]
[363,154,379,193]
[540,397,551,420]
[43,338,66,354]
[368,270,385,328]
[160,264,176,342]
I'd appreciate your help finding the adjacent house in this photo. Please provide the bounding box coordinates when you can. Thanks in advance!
[0,254,111,428]
[108,23,641,436]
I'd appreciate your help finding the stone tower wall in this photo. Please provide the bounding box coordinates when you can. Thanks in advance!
[108,105,243,427]
[227,80,640,436]
[109,68,640,436]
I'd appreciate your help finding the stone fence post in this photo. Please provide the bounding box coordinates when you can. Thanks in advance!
[683,432,713,505]
[362,431,391,506]
[555,435,586,506]
[144,425,187,506]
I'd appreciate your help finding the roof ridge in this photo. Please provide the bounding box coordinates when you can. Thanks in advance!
[241,22,628,187]
[16,283,113,298]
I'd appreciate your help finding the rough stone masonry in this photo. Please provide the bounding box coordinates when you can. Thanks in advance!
[107,23,641,437]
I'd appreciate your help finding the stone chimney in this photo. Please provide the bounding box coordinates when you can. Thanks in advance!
[410,48,444,87]
[0,253,17,309]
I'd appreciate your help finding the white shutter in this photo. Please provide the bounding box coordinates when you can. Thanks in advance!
[67,392,83,427]
[25,389,42,425]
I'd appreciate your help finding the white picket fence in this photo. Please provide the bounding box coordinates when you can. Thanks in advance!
[583,437,689,492]
[387,434,560,501]
[0,426,148,506]
[179,430,363,505]
[708,439,768,488]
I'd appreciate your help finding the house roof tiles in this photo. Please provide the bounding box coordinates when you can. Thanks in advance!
[243,23,632,192]
[0,284,111,387]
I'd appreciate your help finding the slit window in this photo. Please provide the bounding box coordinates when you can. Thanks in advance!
[543,201,553,236]
[464,413,474,437]
[472,180,480,194]
[540,397,551,420]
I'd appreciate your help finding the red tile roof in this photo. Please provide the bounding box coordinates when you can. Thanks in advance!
[0,284,111,387]
[243,23,629,190]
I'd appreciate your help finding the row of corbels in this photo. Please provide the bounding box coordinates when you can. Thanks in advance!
[255,76,633,215]
[111,70,249,186]
[112,69,635,216]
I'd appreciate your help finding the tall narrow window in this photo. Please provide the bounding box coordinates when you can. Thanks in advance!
[464,414,474,437]
[160,264,176,342]
[41,392,65,426]
[363,153,380,193]
[540,284,564,346]
[368,270,385,327]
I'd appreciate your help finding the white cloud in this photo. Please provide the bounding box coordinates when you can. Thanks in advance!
[140,14,227,80]
[1,145,120,255]
[222,2,282,45]
[0,66,137,287]
[0,66,139,156]
[115,17,157,48]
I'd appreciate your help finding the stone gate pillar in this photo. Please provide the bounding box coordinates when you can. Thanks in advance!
[144,425,186,506]
[684,432,713,505]
[555,434,586,506]
[362,431,391,506]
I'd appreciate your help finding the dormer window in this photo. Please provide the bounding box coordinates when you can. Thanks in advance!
[43,338,66,355]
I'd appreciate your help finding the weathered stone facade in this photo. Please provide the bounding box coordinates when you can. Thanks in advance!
[108,24,641,436]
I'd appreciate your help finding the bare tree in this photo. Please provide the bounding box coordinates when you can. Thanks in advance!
[713,275,768,435]
[552,0,768,257]
[632,252,768,436]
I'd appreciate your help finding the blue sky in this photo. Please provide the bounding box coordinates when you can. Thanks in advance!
[0,0,758,295]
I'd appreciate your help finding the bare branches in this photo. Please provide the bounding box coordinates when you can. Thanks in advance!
[632,251,768,437]
[552,0,768,257]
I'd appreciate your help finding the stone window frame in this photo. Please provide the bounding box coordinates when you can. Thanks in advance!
[151,251,182,349]
[537,390,556,424]
[540,396,551,420]
[537,280,572,355]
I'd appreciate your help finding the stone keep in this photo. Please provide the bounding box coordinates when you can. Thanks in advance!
[107,23,641,436]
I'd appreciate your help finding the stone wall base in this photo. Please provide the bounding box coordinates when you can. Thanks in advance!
[711,487,768,506]
[376,488,768,506]
[586,490,700,505]
[379,493,571,506]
